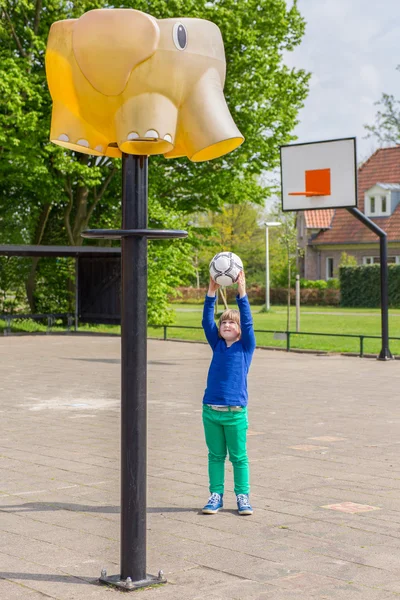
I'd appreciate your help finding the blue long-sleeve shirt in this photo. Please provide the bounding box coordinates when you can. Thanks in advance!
[202,294,256,407]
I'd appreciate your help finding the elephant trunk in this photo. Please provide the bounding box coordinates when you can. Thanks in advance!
[165,69,244,162]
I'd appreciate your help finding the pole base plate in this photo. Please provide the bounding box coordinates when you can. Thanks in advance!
[100,570,166,591]
[378,348,394,361]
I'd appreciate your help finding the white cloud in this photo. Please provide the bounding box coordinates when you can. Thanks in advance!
[359,65,381,92]
[283,0,400,159]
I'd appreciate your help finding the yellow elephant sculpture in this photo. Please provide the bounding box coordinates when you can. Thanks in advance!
[45,8,244,162]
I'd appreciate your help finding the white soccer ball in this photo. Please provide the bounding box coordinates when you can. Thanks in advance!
[209,252,243,286]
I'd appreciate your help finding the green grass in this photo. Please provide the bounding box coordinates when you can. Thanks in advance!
[2,304,400,356]
[0,318,121,336]
[153,304,400,356]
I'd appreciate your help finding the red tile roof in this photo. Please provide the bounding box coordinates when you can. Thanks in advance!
[306,146,400,244]
[304,209,335,229]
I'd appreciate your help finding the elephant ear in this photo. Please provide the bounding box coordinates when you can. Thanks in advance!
[73,9,160,96]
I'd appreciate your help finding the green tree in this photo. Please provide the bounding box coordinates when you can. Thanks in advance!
[0,0,309,320]
[365,65,400,145]
[0,0,118,310]
[192,203,267,287]
[273,211,298,323]
[266,201,299,289]
[338,252,357,268]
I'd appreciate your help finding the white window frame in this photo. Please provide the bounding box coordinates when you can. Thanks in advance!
[363,256,374,265]
[369,196,375,214]
[365,192,391,217]
[363,256,400,265]
[326,257,334,280]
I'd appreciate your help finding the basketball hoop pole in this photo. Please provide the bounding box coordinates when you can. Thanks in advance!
[347,207,393,360]
[82,154,187,590]
[280,137,393,361]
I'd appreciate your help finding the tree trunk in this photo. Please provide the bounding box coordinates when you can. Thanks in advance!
[25,203,52,313]
[194,252,200,288]
[219,287,229,310]
[72,185,89,245]
[26,256,40,313]
[66,271,75,314]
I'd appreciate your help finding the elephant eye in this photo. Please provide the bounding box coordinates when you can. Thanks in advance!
[173,23,187,51]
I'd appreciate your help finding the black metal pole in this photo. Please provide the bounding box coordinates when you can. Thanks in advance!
[378,232,391,360]
[75,257,78,332]
[347,207,393,360]
[82,154,186,591]
[121,154,148,581]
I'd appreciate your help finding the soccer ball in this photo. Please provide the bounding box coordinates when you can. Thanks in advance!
[209,252,243,286]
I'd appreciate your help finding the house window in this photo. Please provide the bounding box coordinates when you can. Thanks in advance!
[370,197,375,213]
[365,193,391,217]
[363,256,397,265]
[326,257,334,279]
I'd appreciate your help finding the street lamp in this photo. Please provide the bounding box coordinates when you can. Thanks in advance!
[264,221,281,311]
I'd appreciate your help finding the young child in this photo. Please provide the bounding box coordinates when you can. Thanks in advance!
[201,269,256,515]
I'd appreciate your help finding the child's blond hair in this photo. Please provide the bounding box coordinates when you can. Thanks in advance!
[218,309,241,338]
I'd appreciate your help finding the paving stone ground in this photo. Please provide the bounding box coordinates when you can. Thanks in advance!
[1,335,400,599]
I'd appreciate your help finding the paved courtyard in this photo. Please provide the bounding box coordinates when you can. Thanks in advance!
[1,335,400,599]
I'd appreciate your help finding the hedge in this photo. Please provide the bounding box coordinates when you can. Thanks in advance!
[300,278,340,290]
[340,265,400,307]
[173,286,340,306]
[271,287,340,306]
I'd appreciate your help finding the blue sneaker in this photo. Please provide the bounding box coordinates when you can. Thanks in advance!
[236,494,253,515]
[202,493,223,514]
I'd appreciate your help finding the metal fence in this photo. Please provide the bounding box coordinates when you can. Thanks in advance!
[156,325,400,358]
[1,316,399,358]
[0,313,76,335]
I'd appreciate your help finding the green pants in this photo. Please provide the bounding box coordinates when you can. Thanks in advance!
[202,404,249,495]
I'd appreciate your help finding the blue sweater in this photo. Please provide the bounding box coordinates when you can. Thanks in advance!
[202,294,256,407]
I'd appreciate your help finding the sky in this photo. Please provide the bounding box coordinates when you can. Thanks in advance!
[283,0,400,164]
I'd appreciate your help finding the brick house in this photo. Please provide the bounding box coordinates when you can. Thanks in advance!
[297,146,400,280]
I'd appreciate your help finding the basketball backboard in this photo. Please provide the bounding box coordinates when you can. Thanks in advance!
[280,137,357,212]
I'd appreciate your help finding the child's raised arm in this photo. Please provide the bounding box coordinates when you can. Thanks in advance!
[236,271,256,353]
[202,276,220,349]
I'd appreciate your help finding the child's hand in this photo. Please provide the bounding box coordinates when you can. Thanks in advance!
[237,270,246,298]
[208,275,220,297]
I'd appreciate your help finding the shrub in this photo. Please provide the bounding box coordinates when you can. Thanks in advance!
[338,252,358,268]
[271,287,340,306]
[300,278,340,290]
[173,286,340,306]
[340,264,400,307]
[174,285,266,305]
[326,278,340,289]
[299,278,340,290]
[301,279,327,290]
